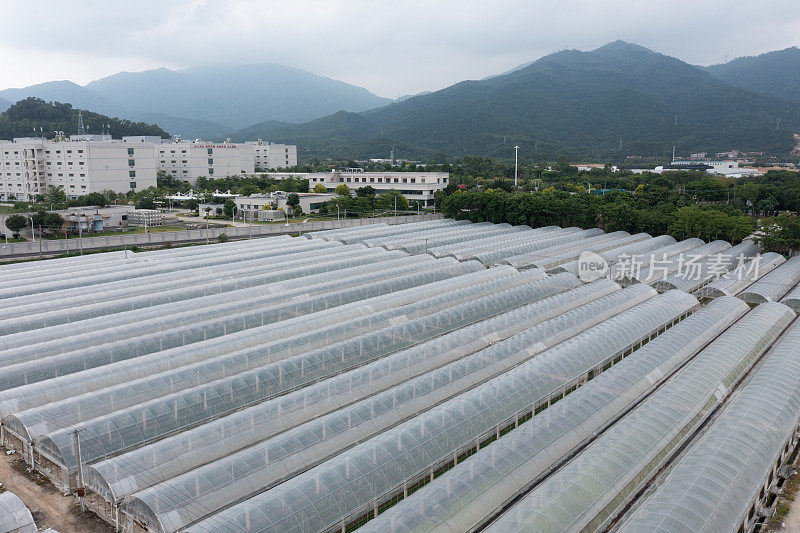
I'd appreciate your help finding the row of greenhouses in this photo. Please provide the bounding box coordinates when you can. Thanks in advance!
[3,219,800,533]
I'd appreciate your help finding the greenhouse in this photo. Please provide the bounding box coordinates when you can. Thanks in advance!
[617,321,800,533]
[483,302,794,533]
[0,261,491,423]
[83,276,603,505]
[183,290,699,533]
[555,234,676,276]
[697,252,786,299]
[119,280,645,533]
[31,268,563,475]
[360,297,749,533]
[0,491,37,533]
[652,240,758,293]
[2,218,799,533]
[739,255,800,303]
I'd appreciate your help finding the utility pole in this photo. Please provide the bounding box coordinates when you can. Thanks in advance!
[78,220,83,255]
[71,428,86,513]
[514,145,519,187]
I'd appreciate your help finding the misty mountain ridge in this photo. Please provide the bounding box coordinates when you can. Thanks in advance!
[238,40,800,159]
[0,63,392,138]
[705,46,800,102]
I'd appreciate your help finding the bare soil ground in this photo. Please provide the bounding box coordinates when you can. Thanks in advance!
[0,452,112,533]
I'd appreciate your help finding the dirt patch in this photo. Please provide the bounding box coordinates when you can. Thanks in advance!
[0,452,112,533]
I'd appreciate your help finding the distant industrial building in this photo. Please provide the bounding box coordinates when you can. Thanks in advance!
[233,191,337,219]
[309,171,451,207]
[0,135,298,200]
[0,135,157,201]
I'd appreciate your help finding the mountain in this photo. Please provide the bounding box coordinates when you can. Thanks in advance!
[84,63,391,130]
[0,97,169,140]
[0,80,119,115]
[0,97,10,112]
[705,47,800,102]
[241,41,800,159]
[0,64,392,138]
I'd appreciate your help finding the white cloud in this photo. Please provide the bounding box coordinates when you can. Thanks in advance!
[0,0,798,97]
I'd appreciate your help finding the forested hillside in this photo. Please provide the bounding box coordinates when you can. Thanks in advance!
[241,41,800,160]
[0,98,169,139]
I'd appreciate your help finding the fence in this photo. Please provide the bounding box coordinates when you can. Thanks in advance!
[0,214,442,259]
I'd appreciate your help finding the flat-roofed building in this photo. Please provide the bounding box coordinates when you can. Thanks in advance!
[308,171,450,206]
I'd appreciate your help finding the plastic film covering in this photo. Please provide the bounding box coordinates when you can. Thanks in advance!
[86,276,602,504]
[118,280,635,533]
[427,226,557,258]
[538,233,652,272]
[377,224,522,255]
[617,320,800,533]
[0,250,417,359]
[33,269,560,471]
[653,240,758,293]
[0,261,489,420]
[465,228,595,266]
[363,222,496,249]
[0,491,37,533]
[494,229,617,269]
[183,289,701,533]
[557,235,675,276]
[0,238,344,324]
[627,240,727,285]
[0,234,295,284]
[0,256,477,394]
[485,302,795,533]
[361,297,749,533]
[740,256,800,304]
[11,267,544,442]
[0,236,343,300]
[698,252,786,299]
[309,220,457,242]
[323,220,467,244]
[0,249,412,337]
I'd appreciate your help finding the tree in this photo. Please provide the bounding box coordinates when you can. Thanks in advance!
[5,214,26,234]
[30,211,64,233]
[43,185,67,208]
[287,193,300,210]
[223,199,236,219]
[356,186,376,197]
[136,195,156,210]
[335,183,351,196]
[313,183,328,193]
[376,190,409,211]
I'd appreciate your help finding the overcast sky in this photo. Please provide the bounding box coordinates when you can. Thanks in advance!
[1,0,798,98]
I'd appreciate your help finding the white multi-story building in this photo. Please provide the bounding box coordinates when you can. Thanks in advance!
[0,137,157,201]
[149,140,255,182]
[308,171,451,207]
[0,135,300,200]
[245,141,297,170]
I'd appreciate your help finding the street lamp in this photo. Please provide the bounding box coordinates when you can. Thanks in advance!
[514,145,519,187]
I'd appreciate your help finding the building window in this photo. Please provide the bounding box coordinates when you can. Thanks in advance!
[128,159,135,167]
[129,170,136,178]
[130,182,137,189]
[207,148,213,155]
[208,158,213,165]
[128,148,135,156]
[208,168,214,175]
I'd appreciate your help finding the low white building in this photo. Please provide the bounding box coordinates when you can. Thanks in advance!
[670,160,762,178]
[308,171,451,207]
[233,191,336,218]
[0,137,157,201]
